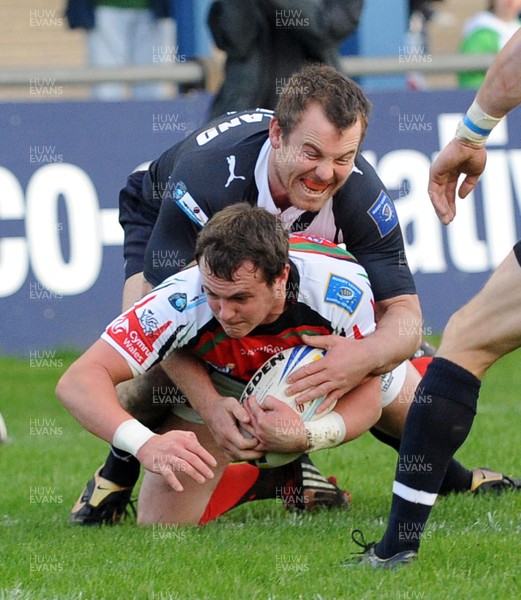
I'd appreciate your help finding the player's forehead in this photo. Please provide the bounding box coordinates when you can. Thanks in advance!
[289,104,362,155]
[200,260,267,296]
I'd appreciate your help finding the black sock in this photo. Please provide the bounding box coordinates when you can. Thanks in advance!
[370,428,472,494]
[100,445,141,488]
[375,358,480,558]
[438,459,473,495]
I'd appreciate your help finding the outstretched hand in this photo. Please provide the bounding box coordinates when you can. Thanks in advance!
[428,138,487,224]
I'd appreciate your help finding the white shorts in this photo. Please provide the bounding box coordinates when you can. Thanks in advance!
[380,361,407,408]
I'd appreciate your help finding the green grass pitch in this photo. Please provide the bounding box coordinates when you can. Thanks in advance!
[0,348,520,600]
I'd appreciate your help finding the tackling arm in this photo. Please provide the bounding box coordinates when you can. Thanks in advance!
[286,293,422,408]
[476,29,521,118]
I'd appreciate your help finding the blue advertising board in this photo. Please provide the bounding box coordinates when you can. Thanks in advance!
[1,89,520,356]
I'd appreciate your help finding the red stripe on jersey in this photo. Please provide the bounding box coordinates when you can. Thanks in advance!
[289,234,357,261]
[353,324,365,340]
[192,324,330,382]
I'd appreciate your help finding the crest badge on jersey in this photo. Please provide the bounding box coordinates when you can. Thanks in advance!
[168,292,187,312]
[173,181,209,228]
[368,191,398,237]
[325,275,363,314]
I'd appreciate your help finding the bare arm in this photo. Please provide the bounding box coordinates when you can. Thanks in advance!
[429,29,521,224]
[57,340,142,442]
[56,340,217,491]
[285,294,422,409]
[244,375,382,453]
[476,29,521,118]
[160,349,263,461]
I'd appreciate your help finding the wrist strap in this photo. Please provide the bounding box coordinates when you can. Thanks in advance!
[112,419,155,457]
[305,411,346,452]
[455,100,502,147]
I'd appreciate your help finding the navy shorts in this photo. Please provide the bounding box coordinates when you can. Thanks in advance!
[119,170,159,280]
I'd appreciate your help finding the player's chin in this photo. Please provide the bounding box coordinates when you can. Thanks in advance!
[291,183,335,211]
[289,191,330,213]
[222,323,249,338]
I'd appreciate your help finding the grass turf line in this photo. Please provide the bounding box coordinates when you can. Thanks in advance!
[0,350,520,600]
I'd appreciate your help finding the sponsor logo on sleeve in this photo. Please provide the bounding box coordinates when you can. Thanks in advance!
[106,297,172,367]
[173,181,208,228]
[325,275,363,314]
[107,311,152,367]
[368,191,398,237]
[168,292,187,312]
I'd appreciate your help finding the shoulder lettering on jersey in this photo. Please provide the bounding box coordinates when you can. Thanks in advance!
[195,111,273,146]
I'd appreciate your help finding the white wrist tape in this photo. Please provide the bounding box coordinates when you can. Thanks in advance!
[304,411,346,452]
[112,419,155,457]
[455,100,502,147]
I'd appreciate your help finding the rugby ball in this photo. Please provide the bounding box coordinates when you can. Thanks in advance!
[239,345,337,468]
[0,411,7,445]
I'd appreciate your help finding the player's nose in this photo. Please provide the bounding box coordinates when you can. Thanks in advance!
[314,159,334,182]
[217,299,235,321]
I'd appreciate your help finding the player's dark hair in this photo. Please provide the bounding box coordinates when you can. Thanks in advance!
[274,64,371,140]
[195,203,289,286]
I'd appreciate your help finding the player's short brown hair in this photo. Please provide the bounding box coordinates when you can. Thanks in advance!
[275,64,371,140]
[195,203,289,285]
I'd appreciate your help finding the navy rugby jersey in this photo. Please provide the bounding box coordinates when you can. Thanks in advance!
[131,109,415,301]
[102,236,376,382]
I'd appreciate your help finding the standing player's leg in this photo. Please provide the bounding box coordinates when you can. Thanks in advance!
[356,243,521,567]
[371,359,520,496]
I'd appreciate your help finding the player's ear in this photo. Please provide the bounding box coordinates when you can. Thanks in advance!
[269,117,283,149]
[275,264,290,295]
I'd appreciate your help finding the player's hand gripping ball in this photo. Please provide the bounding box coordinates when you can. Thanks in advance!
[239,345,337,467]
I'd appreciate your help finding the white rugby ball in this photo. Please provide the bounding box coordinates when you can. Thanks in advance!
[0,411,7,445]
[240,345,337,468]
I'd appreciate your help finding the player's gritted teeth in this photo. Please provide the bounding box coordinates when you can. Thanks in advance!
[301,177,331,193]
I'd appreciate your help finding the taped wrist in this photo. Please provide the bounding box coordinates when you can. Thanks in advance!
[305,411,346,452]
[112,419,155,457]
[455,100,502,147]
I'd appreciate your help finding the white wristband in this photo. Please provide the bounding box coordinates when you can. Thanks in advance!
[112,419,155,457]
[304,411,346,452]
[455,100,502,147]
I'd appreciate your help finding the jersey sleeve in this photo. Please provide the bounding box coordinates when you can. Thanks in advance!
[101,267,209,375]
[143,148,261,286]
[321,263,376,340]
[291,245,376,339]
[334,154,417,302]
